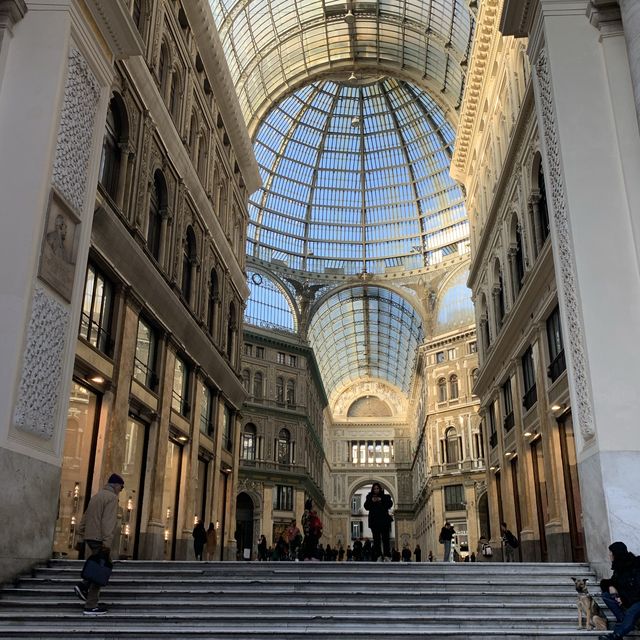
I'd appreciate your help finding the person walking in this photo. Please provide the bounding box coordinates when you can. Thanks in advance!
[205,523,217,561]
[284,519,302,560]
[477,532,492,562]
[401,544,412,562]
[364,482,393,561]
[414,544,422,562]
[192,520,206,560]
[500,522,519,562]
[74,473,124,615]
[599,541,640,640]
[438,522,455,562]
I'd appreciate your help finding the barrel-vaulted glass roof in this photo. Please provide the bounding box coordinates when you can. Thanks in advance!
[248,77,468,275]
[209,0,475,133]
[308,286,424,396]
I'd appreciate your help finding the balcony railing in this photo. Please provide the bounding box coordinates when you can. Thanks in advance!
[523,385,538,411]
[547,350,566,383]
[503,412,515,432]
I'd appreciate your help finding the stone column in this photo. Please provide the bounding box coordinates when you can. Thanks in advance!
[525,0,640,574]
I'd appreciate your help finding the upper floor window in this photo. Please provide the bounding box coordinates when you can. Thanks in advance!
[494,266,505,328]
[273,484,293,511]
[447,348,456,360]
[521,346,537,410]
[514,224,525,294]
[255,346,264,359]
[99,97,124,200]
[276,377,284,404]
[538,163,550,244]
[80,263,113,355]
[207,269,218,337]
[227,303,237,361]
[288,354,297,368]
[133,317,158,390]
[181,226,197,304]
[199,384,214,437]
[488,401,497,449]
[437,378,447,403]
[546,306,566,382]
[241,369,250,390]
[444,484,465,511]
[503,377,514,431]
[158,44,169,95]
[468,341,477,354]
[253,371,263,400]
[436,351,445,364]
[243,343,253,357]
[132,0,145,33]
[147,170,166,261]
[449,375,459,400]
[286,380,295,407]
[277,428,291,464]
[222,405,233,451]
[277,352,286,364]
[172,355,191,417]
[169,70,181,124]
[241,423,257,461]
[445,427,460,464]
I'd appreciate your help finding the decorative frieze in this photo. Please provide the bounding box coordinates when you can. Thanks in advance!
[534,49,595,441]
[13,287,70,440]
[52,48,101,215]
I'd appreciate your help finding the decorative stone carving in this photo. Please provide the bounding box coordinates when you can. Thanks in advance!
[535,49,595,440]
[13,286,70,439]
[52,48,100,215]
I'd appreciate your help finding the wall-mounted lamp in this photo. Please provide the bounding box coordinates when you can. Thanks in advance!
[523,430,532,437]
[177,434,189,443]
[89,375,105,384]
[551,402,566,413]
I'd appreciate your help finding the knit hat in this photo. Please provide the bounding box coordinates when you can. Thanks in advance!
[107,473,125,487]
[609,541,628,557]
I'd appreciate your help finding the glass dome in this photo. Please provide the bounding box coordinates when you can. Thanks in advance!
[435,268,475,335]
[247,77,468,276]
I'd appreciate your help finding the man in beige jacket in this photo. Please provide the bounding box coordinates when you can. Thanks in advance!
[74,473,124,615]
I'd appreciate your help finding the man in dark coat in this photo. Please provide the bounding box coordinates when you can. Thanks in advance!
[364,482,393,561]
[439,522,455,562]
[599,541,640,639]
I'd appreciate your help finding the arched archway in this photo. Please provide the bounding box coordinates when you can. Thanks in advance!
[477,491,490,541]
[235,492,255,560]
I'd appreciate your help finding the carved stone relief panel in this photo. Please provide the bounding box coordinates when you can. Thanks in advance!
[534,49,595,441]
[52,48,100,215]
[13,286,70,440]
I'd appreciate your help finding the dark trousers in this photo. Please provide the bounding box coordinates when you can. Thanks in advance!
[372,527,390,559]
[602,593,640,637]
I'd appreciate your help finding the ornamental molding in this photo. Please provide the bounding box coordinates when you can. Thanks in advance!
[534,48,595,441]
[84,0,144,59]
[451,0,501,181]
[13,286,70,440]
[183,0,261,194]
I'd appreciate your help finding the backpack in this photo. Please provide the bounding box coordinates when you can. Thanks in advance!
[482,543,493,557]
[309,514,323,537]
[507,531,519,548]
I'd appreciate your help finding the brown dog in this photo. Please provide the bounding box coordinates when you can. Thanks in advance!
[571,577,606,630]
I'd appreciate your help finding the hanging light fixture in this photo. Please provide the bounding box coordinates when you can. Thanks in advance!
[351,116,361,128]
[348,71,357,82]
[344,9,355,25]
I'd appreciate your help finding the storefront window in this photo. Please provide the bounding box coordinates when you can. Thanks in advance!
[118,418,147,559]
[53,383,99,558]
[162,440,182,559]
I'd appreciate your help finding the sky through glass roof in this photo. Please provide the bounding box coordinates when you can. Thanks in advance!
[248,77,467,276]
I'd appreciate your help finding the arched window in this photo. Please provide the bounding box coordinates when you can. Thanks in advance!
[241,369,250,390]
[158,44,169,95]
[286,380,295,407]
[276,377,284,404]
[253,371,263,400]
[494,263,505,329]
[471,368,479,391]
[514,223,525,294]
[197,130,207,181]
[242,423,256,461]
[437,378,447,403]
[99,97,123,200]
[207,269,218,337]
[446,427,460,464]
[189,113,198,156]
[181,226,197,303]
[538,163,550,243]
[227,302,236,360]
[147,170,165,261]
[449,374,459,400]
[277,428,291,464]
[169,71,181,123]
[132,0,145,34]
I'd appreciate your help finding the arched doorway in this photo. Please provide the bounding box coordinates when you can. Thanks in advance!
[477,491,490,540]
[235,492,254,560]
[349,482,395,560]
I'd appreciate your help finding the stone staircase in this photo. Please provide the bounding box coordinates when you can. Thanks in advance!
[0,560,617,639]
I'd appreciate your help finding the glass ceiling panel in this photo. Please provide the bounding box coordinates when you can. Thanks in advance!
[308,286,424,396]
[245,271,296,332]
[209,0,474,129]
[247,77,467,275]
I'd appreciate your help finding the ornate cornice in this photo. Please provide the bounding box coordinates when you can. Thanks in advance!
[84,0,144,59]
[500,0,536,37]
[451,0,501,181]
[184,0,261,195]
